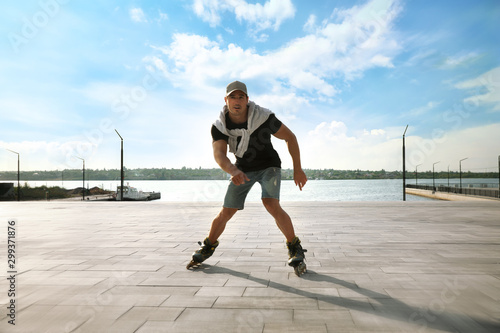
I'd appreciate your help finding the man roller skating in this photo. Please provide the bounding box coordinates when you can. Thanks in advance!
[186,81,308,276]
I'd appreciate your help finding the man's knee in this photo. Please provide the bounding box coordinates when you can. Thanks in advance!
[262,198,281,214]
[220,207,238,220]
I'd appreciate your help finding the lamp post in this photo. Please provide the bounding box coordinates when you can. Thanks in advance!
[6,149,20,201]
[447,165,450,187]
[402,125,408,201]
[115,129,124,201]
[459,157,468,194]
[74,156,85,200]
[415,164,422,187]
[432,161,440,192]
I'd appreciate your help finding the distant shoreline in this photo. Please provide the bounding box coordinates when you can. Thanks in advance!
[0,167,497,182]
[0,184,113,201]
[3,178,498,202]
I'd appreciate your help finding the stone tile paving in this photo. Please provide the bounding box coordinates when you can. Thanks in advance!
[0,200,499,332]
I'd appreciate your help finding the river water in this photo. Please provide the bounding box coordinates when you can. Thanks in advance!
[23,178,498,202]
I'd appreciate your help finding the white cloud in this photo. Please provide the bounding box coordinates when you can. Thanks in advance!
[158,10,168,22]
[440,51,480,69]
[255,33,269,43]
[403,49,438,68]
[130,8,147,23]
[304,120,397,169]
[192,0,295,33]
[149,34,260,88]
[455,66,500,112]
[0,88,219,171]
[402,101,441,117]
[67,78,223,170]
[303,14,317,33]
[149,0,402,98]
[309,121,356,143]
[0,140,99,171]
[367,129,386,136]
[406,123,500,171]
[370,54,394,68]
[234,0,296,31]
[301,121,500,171]
[254,92,310,122]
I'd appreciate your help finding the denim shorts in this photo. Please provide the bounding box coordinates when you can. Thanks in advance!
[223,167,281,210]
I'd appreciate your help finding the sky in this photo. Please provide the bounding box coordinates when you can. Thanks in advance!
[1,0,499,174]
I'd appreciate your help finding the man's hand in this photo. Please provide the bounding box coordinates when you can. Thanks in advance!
[212,140,249,186]
[294,169,307,191]
[230,169,250,186]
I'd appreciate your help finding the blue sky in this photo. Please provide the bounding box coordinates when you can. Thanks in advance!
[1,0,499,173]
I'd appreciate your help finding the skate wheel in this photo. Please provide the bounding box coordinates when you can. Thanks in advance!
[294,262,307,277]
[186,260,201,270]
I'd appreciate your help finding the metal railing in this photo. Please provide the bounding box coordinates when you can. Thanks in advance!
[407,184,499,199]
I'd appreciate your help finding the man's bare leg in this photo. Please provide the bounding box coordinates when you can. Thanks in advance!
[261,198,295,242]
[208,207,238,243]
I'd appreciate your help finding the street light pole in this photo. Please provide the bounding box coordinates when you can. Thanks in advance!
[447,165,450,187]
[6,149,20,201]
[74,156,85,200]
[115,129,124,201]
[459,157,468,194]
[432,161,440,193]
[415,164,422,186]
[402,125,408,201]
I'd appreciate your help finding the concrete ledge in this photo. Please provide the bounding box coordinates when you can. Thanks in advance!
[406,187,500,202]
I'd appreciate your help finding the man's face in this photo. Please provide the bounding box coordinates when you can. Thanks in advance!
[225,90,249,117]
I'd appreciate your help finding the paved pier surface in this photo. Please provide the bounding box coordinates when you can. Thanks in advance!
[406,188,500,202]
[1,201,499,332]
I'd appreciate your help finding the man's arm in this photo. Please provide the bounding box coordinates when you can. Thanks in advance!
[273,124,307,190]
[213,140,250,185]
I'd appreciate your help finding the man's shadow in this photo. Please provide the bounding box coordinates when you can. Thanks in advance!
[196,264,498,332]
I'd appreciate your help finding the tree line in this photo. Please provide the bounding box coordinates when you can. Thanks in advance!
[0,167,497,181]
